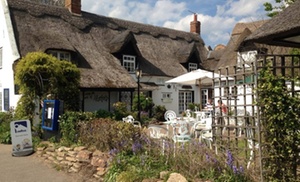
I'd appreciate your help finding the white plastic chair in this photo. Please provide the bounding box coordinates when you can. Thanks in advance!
[172,119,191,155]
[162,110,177,137]
[147,125,168,155]
[122,115,141,128]
[198,117,213,149]
[164,110,177,122]
[246,127,259,169]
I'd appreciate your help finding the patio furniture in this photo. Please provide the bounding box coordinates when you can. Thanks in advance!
[246,127,259,169]
[122,115,141,128]
[198,117,213,149]
[162,110,177,137]
[148,125,169,155]
[172,119,191,155]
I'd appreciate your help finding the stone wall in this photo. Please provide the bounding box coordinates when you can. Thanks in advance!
[35,142,109,180]
[35,142,191,182]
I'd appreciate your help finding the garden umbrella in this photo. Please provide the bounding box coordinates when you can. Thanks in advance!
[166,69,233,109]
[165,69,231,85]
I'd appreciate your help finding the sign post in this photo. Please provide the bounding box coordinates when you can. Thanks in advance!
[10,120,33,156]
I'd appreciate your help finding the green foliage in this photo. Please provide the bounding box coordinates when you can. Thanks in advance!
[59,111,96,146]
[264,0,296,17]
[152,105,167,121]
[104,136,252,182]
[95,109,112,118]
[257,64,300,181]
[112,102,130,121]
[132,93,154,113]
[78,118,142,152]
[14,95,36,121]
[0,111,14,144]
[105,151,168,182]
[14,52,81,119]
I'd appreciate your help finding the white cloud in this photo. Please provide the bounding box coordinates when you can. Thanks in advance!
[163,14,236,47]
[81,0,272,48]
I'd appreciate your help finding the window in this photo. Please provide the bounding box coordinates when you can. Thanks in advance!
[48,50,71,61]
[162,92,171,99]
[162,92,172,103]
[3,88,9,111]
[188,63,198,71]
[0,47,2,69]
[123,55,136,73]
[237,51,257,69]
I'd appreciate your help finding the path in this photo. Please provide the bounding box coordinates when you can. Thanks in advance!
[0,144,83,182]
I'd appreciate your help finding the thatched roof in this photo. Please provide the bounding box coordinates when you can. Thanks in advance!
[245,0,300,48]
[214,20,268,74]
[202,45,225,71]
[8,0,208,89]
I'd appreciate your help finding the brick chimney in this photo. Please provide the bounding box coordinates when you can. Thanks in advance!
[65,0,81,15]
[190,13,201,35]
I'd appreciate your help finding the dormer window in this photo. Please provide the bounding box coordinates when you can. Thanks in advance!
[123,55,136,73]
[188,63,198,72]
[48,50,71,61]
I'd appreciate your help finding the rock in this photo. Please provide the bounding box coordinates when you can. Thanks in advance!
[74,146,87,151]
[91,157,106,167]
[167,173,187,182]
[96,167,106,176]
[66,156,77,162]
[160,171,169,179]
[76,150,92,162]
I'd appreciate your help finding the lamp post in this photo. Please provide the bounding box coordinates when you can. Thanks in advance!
[136,66,142,121]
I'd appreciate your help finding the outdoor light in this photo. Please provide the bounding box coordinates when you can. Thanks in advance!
[136,65,142,121]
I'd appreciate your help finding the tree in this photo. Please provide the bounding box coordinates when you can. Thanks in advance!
[264,0,296,17]
[14,52,80,120]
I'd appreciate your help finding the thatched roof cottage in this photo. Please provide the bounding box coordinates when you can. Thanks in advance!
[0,0,209,115]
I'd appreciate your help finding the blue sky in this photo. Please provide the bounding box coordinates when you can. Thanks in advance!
[81,0,274,48]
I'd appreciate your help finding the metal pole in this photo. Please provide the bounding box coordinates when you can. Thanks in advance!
[137,70,141,122]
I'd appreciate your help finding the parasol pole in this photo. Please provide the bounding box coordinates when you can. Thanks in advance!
[199,79,202,110]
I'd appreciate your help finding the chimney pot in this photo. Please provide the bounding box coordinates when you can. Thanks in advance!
[65,0,81,15]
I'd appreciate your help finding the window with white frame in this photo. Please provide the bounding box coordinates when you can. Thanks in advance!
[189,63,198,71]
[123,55,136,73]
[48,50,71,61]
[0,47,2,69]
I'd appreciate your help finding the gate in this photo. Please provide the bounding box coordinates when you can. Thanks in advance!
[212,54,300,181]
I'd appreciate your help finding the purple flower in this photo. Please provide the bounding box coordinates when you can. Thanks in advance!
[132,142,142,154]
[226,150,234,169]
[232,165,238,174]
[205,152,210,161]
[109,148,118,156]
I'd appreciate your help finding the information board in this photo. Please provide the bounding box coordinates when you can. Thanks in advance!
[10,120,33,156]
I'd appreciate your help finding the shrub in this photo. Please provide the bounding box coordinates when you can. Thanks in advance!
[95,109,112,118]
[59,111,96,146]
[112,102,130,121]
[78,118,142,152]
[152,105,166,121]
[0,111,14,144]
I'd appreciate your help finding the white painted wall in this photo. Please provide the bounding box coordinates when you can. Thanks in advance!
[141,75,201,116]
[0,0,21,112]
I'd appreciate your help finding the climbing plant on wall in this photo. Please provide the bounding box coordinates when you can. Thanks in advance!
[14,52,81,120]
[257,62,300,181]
